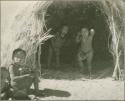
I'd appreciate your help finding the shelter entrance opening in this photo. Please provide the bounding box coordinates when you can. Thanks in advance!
[40,1,113,77]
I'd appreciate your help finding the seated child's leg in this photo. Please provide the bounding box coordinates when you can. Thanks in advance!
[13,89,30,100]
[33,78,39,94]
[11,75,35,99]
[11,75,34,94]
[32,70,40,94]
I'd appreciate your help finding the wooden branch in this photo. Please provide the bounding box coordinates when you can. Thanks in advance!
[38,44,42,76]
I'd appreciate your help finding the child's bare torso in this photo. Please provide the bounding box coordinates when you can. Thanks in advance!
[51,33,65,49]
[11,64,31,76]
[79,36,93,53]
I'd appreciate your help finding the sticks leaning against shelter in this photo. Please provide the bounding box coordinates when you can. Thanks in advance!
[99,0,125,80]
[37,28,53,76]
[106,3,123,80]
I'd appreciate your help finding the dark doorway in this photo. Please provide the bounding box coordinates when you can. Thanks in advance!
[40,1,113,73]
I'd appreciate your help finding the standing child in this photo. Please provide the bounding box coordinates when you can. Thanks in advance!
[76,28,95,79]
[8,48,39,99]
[47,25,69,68]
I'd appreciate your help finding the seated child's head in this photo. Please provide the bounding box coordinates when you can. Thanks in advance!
[12,48,26,65]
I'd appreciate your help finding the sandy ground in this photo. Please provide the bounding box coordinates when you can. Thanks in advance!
[33,78,124,100]
[30,67,124,100]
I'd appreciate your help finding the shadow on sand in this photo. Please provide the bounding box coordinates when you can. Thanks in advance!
[28,88,71,98]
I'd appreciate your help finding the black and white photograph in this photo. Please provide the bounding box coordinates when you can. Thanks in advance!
[1,0,125,100]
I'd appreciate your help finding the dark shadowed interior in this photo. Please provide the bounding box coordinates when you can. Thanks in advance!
[40,1,113,72]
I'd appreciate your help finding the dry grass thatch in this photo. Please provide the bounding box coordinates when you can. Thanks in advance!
[1,1,53,69]
[1,0,125,79]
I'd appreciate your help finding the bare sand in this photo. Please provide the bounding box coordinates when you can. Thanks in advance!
[31,71,124,100]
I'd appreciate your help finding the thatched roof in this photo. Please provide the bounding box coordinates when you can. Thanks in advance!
[1,0,125,71]
[1,1,52,67]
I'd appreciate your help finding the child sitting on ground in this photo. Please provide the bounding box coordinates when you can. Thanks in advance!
[8,48,40,100]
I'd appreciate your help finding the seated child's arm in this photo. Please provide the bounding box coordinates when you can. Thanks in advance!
[9,65,33,83]
[13,74,32,80]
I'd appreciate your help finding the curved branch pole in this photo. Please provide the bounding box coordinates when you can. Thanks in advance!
[37,29,53,77]
[38,44,42,76]
[108,8,123,80]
